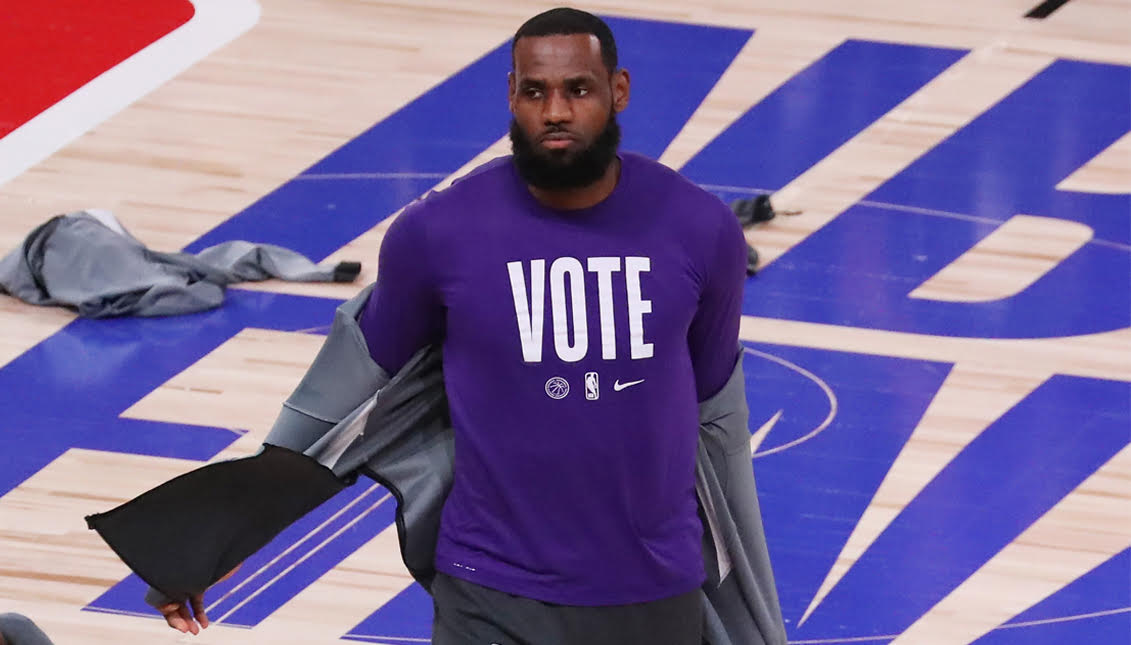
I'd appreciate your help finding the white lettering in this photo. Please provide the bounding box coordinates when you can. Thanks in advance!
[508,259,545,362]
[587,257,621,360]
[508,256,651,363]
[549,257,588,362]
[625,256,653,359]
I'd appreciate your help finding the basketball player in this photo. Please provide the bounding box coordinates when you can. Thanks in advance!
[358,8,747,644]
[154,7,749,643]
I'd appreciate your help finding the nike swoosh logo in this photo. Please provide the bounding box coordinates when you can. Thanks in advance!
[613,379,645,392]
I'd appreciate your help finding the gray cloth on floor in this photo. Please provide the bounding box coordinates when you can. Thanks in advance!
[0,613,56,645]
[0,209,360,318]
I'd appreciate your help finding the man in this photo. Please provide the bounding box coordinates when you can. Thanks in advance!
[360,8,746,644]
[157,7,750,644]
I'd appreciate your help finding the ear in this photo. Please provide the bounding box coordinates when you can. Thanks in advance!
[611,68,630,113]
[508,72,517,114]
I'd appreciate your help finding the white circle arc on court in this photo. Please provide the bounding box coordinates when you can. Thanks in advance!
[744,346,838,459]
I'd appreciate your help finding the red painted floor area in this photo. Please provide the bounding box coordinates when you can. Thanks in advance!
[0,0,194,138]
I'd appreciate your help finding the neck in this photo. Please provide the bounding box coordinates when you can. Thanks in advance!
[527,157,621,210]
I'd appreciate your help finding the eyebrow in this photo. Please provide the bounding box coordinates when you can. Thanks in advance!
[518,73,600,88]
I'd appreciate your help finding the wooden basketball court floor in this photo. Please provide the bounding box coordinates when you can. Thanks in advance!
[0,1,1128,643]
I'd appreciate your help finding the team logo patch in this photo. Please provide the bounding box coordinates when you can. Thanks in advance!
[545,377,570,400]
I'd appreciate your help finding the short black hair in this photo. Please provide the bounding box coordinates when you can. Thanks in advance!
[512,8,618,74]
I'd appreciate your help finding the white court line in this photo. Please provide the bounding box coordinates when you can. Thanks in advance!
[785,607,1131,643]
[694,183,1131,252]
[294,172,450,181]
[694,182,777,196]
[285,324,333,335]
[0,0,261,188]
[83,607,162,620]
[995,606,1131,629]
[343,637,431,644]
[213,492,393,624]
[789,636,894,644]
[743,346,838,458]
[857,200,1131,252]
[205,483,384,614]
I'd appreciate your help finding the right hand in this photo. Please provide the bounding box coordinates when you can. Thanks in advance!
[156,565,240,635]
[157,593,209,635]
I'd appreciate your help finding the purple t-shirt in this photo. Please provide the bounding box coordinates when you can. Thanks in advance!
[359,152,746,606]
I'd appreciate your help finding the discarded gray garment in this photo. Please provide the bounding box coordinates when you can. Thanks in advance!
[0,613,56,645]
[0,210,360,318]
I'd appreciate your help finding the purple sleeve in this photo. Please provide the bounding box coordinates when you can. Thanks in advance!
[687,204,747,401]
[358,207,444,373]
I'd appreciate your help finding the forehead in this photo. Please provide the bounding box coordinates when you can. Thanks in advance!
[513,33,606,80]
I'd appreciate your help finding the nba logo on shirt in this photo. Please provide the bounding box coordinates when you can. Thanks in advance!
[585,372,599,400]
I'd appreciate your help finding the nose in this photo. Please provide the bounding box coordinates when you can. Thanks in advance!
[543,89,572,125]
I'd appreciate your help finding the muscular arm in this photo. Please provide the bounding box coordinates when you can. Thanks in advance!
[359,206,444,372]
[687,203,748,402]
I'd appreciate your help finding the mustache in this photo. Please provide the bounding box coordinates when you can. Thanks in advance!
[539,124,574,136]
[508,112,621,191]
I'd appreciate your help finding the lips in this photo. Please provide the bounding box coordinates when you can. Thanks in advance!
[540,131,576,149]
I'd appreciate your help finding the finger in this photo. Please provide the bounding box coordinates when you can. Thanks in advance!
[158,603,187,633]
[190,593,209,629]
[162,608,190,634]
[177,603,200,635]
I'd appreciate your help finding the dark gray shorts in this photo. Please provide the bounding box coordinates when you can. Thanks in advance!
[430,572,704,645]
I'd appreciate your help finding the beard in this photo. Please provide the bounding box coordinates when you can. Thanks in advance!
[509,110,621,191]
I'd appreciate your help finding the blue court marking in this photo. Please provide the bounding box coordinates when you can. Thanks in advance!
[219,486,397,626]
[978,610,1131,645]
[183,19,750,261]
[1001,548,1131,623]
[343,581,433,643]
[971,549,1131,644]
[795,375,1131,640]
[602,17,751,160]
[743,344,951,631]
[0,291,339,499]
[201,484,389,625]
[681,40,967,192]
[744,202,1131,338]
[744,59,1131,339]
[743,345,837,455]
[870,59,1131,243]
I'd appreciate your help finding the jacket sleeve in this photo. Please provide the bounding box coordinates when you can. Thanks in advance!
[141,285,390,610]
[264,284,390,452]
[696,349,788,645]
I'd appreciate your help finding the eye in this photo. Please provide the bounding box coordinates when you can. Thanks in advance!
[523,87,544,99]
[571,86,589,97]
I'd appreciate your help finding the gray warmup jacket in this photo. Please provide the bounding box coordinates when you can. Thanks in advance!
[263,286,787,645]
[0,210,359,317]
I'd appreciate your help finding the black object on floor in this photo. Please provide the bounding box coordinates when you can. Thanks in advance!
[731,195,778,276]
[1025,0,1072,19]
